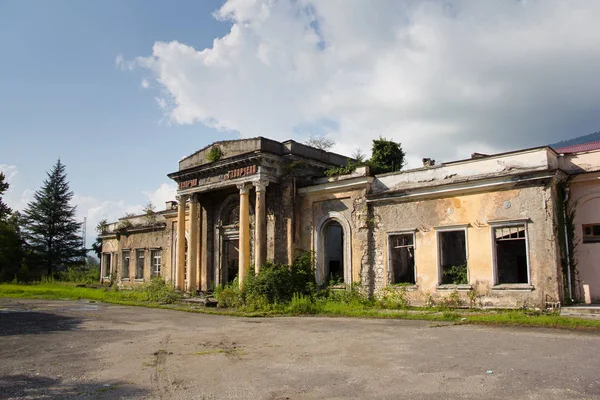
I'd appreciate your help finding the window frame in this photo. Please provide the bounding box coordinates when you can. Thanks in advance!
[135,249,145,281]
[151,249,162,277]
[435,225,469,286]
[121,250,131,281]
[102,252,112,278]
[489,220,531,286]
[387,230,417,286]
[582,223,600,243]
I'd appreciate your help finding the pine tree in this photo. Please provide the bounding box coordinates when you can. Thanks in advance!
[22,160,84,276]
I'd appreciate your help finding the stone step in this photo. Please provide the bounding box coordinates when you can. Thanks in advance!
[560,305,600,319]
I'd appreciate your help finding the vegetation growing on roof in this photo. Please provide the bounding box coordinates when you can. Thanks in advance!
[207,146,223,163]
[324,137,406,177]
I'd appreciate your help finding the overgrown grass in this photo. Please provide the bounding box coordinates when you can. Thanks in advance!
[2,280,599,330]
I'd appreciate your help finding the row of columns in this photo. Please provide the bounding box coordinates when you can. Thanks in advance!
[175,179,269,292]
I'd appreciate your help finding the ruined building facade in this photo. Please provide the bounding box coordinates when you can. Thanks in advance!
[100,137,600,307]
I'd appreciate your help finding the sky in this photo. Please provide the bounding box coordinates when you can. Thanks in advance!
[2,0,600,249]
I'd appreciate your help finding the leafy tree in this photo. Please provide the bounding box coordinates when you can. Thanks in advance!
[0,173,23,280]
[305,135,335,151]
[368,137,406,174]
[22,160,84,276]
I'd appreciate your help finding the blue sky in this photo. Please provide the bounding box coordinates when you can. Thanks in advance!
[2,0,600,248]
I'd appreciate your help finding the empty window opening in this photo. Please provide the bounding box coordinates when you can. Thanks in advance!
[223,239,239,284]
[583,224,600,243]
[389,234,415,284]
[439,230,468,284]
[495,225,528,284]
[135,250,144,280]
[325,221,344,284]
[102,253,112,278]
[122,251,130,279]
[151,250,162,276]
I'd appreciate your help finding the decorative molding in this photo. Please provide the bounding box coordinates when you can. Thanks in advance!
[237,182,252,194]
[253,179,269,192]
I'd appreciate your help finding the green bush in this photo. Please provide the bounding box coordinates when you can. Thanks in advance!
[442,264,468,285]
[214,279,243,308]
[286,293,320,314]
[378,286,410,309]
[215,252,317,309]
[136,276,181,304]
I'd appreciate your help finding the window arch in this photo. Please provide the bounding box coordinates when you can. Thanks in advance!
[314,212,352,285]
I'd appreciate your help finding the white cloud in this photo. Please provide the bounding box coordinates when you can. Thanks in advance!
[142,183,177,208]
[141,78,150,89]
[127,0,600,167]
[0,165,34,211]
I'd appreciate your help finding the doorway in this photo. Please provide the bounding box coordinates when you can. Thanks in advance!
[324,221,344,284]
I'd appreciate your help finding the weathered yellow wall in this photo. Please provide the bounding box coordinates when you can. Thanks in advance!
[372,185,561,307]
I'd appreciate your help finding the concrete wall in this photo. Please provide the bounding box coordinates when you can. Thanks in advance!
[569,171,600,303]
[373,148,556,194]
[559,149,600,174]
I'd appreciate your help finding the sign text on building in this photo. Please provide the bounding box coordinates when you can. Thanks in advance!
[178,165,257,190]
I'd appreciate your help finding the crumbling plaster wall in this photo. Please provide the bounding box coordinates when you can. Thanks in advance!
[371,184,562,307]
[297,187,369,284]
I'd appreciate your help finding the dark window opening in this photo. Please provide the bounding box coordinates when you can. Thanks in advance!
[439,230,468,284]
[122,251,130,279]
[583,224,600,243]
[389,234,415,284]
[224,239,239,284]
[135,250,144,280]
[325,221,344,284]
[495,226,528,284]
[102,253,111,277]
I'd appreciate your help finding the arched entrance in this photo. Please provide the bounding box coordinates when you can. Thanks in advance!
[324,221,344,283]
[314,212,352,285]
[215,194,255,286]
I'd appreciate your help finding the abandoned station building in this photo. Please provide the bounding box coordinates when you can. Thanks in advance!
[100,137,600,307]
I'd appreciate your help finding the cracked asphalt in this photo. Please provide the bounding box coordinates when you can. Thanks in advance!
[0,298,599,399]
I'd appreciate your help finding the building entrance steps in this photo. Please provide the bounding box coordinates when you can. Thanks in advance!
[560,305,600,319]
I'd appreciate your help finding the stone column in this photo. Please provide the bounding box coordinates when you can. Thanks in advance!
[187,195,199,293]
[253,180,268,273]
[176,195,187,291]
[200,202,210,292]
[237,183,252,288]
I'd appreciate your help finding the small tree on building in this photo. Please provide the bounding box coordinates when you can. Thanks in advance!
[22,160,84,276]
[368,137,406,174]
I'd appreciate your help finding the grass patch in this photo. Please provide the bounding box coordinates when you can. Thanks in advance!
[1,283,599,330]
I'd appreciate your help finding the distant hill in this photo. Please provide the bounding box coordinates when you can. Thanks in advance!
[551,131,600,149]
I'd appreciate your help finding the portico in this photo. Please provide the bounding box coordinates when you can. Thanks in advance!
[168,137,347,291]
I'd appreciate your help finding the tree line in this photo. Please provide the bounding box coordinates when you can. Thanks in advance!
[0,160,96,282]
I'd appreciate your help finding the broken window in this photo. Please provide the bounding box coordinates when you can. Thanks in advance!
[582,224,600,243]
[122,250,130,280]
[389,234,416,284]
[438,230,468,284]
[494,225,528,284]
[151,249,162,276]
[102,253,112,278]
[135,250,145,280]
